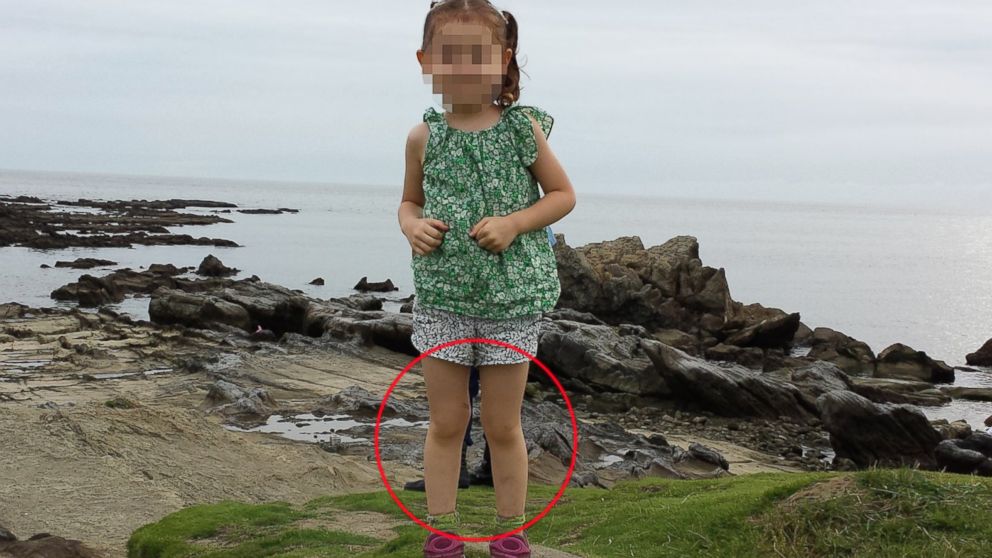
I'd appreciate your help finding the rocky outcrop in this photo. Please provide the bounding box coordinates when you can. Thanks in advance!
[642,340,819,424]
[875,343,955,383]
[965,337,992,366]
[0,195,240,249]
[816,390,942,470]
[149,277,310,337]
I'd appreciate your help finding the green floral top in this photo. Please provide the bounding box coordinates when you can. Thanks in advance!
[411,102,562,319]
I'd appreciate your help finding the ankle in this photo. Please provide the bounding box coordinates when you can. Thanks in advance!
[494,512,527,533]
[426,509,461,534]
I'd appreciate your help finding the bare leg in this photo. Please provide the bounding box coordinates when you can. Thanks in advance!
[478,361,530,518]
[422,356,471,516]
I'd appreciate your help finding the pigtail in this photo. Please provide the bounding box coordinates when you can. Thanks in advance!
[497,10,521,107]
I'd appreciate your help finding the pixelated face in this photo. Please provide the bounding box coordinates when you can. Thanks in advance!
[418,21,510,110]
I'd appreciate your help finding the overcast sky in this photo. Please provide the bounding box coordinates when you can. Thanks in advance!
[2,0,990,209]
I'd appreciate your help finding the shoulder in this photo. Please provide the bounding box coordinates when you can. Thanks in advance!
[504,104,554,139]
[407,121,429,146]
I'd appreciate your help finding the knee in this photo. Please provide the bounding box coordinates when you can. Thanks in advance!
[481,412,521,445]
[429,402,471,441]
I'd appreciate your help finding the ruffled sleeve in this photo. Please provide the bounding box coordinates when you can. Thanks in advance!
[505,104,554,167]
[422,106,449,165]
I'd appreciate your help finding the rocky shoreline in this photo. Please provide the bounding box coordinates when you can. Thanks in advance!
[2,195,991,557]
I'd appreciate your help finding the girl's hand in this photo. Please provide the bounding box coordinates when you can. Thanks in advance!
[468,216,518,254]
[404,218,449,256]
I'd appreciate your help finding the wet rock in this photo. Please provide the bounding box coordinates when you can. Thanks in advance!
[807,327,876,376]
[965,337,992,366]
[875,342,954,383]
[204,380,276,417]
[309,277,325,285]
[196,254,238,277]
[816,390,942,470]
[643,340,819,423]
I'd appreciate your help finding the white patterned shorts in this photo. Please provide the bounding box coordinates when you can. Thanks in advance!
[411,300,541,367]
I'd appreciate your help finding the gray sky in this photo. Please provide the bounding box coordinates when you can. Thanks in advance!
[2,0,990,210]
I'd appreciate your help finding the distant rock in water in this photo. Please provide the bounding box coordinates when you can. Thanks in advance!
[53,257,118,269]
[875,342,954,383]
[196,254,239,277]
[965,337,992,366]
[236,207,299,214]
[353,276,397,292]
[310,277,325,285]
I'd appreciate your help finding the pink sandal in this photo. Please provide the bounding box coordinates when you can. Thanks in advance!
[489,531,531,558]
[423,532,465,558]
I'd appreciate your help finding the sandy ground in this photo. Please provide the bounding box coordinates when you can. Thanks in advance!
[0,308,795,557]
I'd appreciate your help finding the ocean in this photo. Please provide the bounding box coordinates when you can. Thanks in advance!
[2,168,990,428]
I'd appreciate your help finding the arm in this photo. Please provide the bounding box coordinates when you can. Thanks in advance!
[398,123,428,235]
[506,115,576,236]
[399,122,448,256]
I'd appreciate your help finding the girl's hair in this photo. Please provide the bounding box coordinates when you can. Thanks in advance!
[423,0,526,107]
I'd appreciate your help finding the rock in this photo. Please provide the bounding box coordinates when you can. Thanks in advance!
[535,319,669,397]
[816,390,942,470]
[309,277,324,285]
[807,327,876,376]
[553,235,733,333]
[642,339,819,423]
[353,276,397,292]
[196,254,238,277]
[848,377,952,406]
[703,343,764,368]
[722,311,801,350]
[965,337,992,366]
[1,196,240,249]
[929,419,973,440]
[51,273,124,306]
[0,523,103,557]
[649,328,700,355]
[204,380,276,417]
[956,432,992,456]
[786,361,854,397]
[875,343,954,383]
[150,279,310,337]
[305,297,415,352]
[937,386,992,401]
[935,440,989,474]
[687,442,730,470]
[53,257,118,269]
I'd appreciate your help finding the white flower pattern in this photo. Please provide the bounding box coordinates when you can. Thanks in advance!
[411,103,561,319]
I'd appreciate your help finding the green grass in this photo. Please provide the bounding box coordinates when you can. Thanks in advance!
[127,468,992,558]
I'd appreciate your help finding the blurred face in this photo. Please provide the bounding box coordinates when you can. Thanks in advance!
[418,20,511,111]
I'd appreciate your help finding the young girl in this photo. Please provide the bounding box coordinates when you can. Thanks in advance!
[398,1,575,556]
